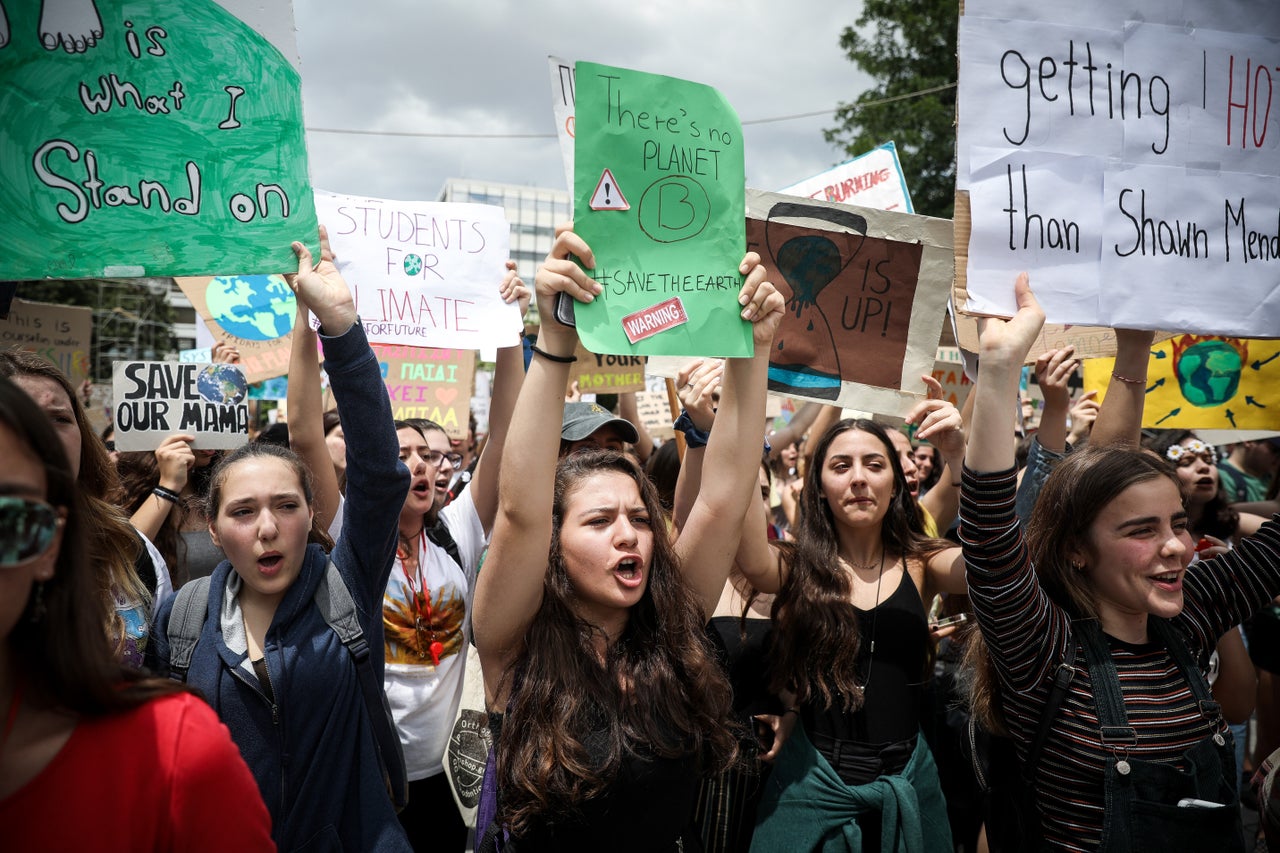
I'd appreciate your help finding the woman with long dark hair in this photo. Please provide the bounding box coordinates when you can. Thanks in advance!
[961,275,1280,851]
[472,226,783,850]
[0,377,272,848]
[0,348,158,665]
[739,391,966,850]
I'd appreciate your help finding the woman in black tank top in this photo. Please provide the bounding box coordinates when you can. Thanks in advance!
[736,411,971,852]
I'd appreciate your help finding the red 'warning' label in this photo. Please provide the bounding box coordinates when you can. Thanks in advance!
[621,297,688,343]
[589,169,630,210]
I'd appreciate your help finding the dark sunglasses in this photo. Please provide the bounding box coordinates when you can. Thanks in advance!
[0,497,62,567]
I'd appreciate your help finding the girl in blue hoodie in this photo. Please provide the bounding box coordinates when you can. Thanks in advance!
[151,229,412,852]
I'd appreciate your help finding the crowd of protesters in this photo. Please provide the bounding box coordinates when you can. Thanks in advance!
[2,221,1280,853]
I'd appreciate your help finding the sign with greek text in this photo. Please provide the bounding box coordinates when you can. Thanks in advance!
[569,341,646,394]
[371,344,476,441]
[745,189,954,418]
[112,360,249,450]
[779,141,914,213]
[1082,335,1280,429]
[932,359,974,409]
[314,191,520,351]
[175,275,296,383]
[573,62,750,357]
[956,1,1280,337]
[0,298,93,387]
[0,0,317,281]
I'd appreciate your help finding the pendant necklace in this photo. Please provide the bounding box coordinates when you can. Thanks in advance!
[862,549,887,683]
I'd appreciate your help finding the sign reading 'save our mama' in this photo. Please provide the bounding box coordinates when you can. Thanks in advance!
[113,361,249,451]
[956,0,1280,338]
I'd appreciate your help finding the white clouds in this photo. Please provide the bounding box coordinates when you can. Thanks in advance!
[294,0,871,201]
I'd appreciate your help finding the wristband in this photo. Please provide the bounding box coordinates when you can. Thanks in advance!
[530,344,576,364]
[673,410,711,449]
[1111,371,1145,385]
[152,486,182,505]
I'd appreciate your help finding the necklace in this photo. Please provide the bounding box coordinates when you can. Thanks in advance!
[398,530,444,666]
[858,549,888,685]
[847,549,884,572]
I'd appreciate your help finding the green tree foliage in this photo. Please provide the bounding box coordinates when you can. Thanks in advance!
[825,0,958,218]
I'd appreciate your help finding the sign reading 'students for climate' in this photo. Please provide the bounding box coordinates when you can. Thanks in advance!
[112,361,250,451]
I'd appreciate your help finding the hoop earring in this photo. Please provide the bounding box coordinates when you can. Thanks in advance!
[28,582,46,623]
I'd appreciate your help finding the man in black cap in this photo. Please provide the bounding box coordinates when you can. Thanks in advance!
[559,401,639,457]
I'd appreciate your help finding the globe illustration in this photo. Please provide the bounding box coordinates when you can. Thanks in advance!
[1174,340,1242,408]
[204,275,296,341]
[197,364,249,406]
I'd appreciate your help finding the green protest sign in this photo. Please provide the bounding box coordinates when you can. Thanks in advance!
[572,61,749,357]
[0,0,317,281]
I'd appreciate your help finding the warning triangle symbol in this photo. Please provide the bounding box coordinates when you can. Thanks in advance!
[589,168,630,211]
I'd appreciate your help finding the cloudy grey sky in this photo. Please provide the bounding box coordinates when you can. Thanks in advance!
[292,0,872,202]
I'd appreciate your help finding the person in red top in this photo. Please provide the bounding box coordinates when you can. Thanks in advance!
[0,376,273,851]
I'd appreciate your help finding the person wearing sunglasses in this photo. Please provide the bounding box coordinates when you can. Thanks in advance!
[0,377,273,849]
[0,348,165,668]
[381,263,529,852]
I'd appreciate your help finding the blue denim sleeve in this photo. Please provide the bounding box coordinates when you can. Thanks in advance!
[1014,436,1067,524]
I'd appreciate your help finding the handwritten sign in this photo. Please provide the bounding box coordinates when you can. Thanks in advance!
[932,359,975,408]
[572,62,750,357]
[955,1,1280,337]
[0,298,93,387]
[745,189,953,418]
[113,361,249,450]
[548,55,577,203]
[0,1,317,280]
[1083,335,1280,429]
[314,191,519,350]
[570,341,646,394]
[176,275,295,383]
[779,141,914,213]
[633,390,676,441]
[371,344,476,441]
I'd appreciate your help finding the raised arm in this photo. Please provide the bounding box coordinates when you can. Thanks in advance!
[289,229,408,603]
[670,358,723,532]
[286,300,341,536]
[129,432,195,540]
[1032,346,1077,454]
[617,391,654,465]
[466,261,529,535]
[915,374,966,532]
[1090,328,1156,448]
[967,274,1046,474]
[674,264,784,615]
[473,227,597,695]
[768,401,822,463]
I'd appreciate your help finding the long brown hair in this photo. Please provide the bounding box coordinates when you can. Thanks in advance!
[963,446,1183,733]
[495,449,737,835]
[1,378,185,713]
[770,419,948,711]
[0,349,148,655]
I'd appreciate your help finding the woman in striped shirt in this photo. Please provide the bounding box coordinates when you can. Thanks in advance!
[960,275,1280,852]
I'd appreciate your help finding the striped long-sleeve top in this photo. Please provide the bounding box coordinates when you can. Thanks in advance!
[959,466,1280,852]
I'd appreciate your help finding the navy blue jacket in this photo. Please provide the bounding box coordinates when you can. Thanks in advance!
[152,322,411,852]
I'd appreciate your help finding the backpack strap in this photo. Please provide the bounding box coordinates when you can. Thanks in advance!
[425,521,464,572]
[1022,629,1078,781]
[314,560,410,811]
[166,576,212,683]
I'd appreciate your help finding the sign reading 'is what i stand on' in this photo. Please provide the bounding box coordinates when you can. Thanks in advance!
[0,0,318,280]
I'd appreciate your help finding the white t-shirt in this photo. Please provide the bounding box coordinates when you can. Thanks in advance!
[382,488,486,780]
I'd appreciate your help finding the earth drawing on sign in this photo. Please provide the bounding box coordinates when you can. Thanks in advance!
[197,364,248,406]
[205,275,295,341]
